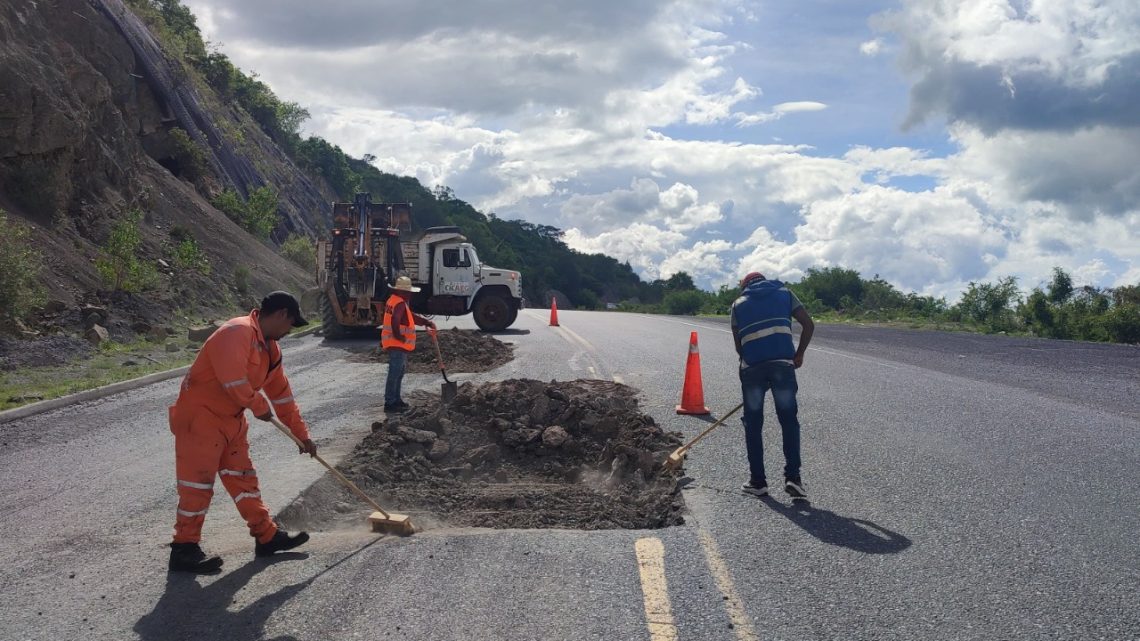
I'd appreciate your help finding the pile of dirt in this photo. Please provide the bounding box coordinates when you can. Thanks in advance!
[278,379,686,531]
[347,329,514,373]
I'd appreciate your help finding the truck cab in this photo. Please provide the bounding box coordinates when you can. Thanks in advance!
[317,195,524,335]
[409,228,523,331]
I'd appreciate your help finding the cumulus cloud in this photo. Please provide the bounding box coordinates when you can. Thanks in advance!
[182,0,1139,296]
[859,38,884,56]
[877,0,1140,132]
[558,178,723,235]
[734,186,1009,296]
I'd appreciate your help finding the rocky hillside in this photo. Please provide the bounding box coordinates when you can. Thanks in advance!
[0,0,332,340]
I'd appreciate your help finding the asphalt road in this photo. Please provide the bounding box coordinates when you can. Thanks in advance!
[0,310,1136,640]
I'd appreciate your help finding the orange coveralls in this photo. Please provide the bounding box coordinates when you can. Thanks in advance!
[168,310,311,544]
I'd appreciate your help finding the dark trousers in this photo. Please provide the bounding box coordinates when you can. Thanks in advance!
[385,349,408,406]
[740,361,802,483]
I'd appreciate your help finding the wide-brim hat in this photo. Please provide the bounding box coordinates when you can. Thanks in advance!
[393,276,421,293]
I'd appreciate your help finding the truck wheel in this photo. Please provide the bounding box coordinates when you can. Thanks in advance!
[321,295,345,339]
[506,306,518,327]
[473,294,510,332]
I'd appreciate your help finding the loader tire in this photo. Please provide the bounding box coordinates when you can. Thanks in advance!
[321,295,345,339]
[473,294,511,332]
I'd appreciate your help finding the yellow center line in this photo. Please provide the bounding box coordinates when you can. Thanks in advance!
[634,537,678,641]
[697,529,759,640]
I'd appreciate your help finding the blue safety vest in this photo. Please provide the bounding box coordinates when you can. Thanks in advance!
[732,279,796,366]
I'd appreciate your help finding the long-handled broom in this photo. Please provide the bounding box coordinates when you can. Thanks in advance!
[269,417,415,535]
[663,402,745,471]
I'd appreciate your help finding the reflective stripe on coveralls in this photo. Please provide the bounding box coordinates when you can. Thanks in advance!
[169,310,310,545]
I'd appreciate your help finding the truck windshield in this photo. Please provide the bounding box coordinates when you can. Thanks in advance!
[464,246,479,267]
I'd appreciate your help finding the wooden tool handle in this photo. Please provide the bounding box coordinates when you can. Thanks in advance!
[678,402,745,453]
[269,417,390,519]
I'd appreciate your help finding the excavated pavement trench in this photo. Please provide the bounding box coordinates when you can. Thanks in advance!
[278,375,687,531]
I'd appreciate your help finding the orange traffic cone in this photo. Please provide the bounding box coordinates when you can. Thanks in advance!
[549,297,560,326]
[676,331,710,415]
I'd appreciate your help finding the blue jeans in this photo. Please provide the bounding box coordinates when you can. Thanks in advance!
[385,349,408,406]
[740,361,802,483]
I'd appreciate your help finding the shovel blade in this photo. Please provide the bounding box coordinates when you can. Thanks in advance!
[441,382,458,404]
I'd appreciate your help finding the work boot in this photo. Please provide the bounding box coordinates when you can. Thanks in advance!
[255,530,310,557]
[169,542,224,574]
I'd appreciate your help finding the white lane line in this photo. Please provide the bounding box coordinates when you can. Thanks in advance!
[635,537,679,641]
[809,346,903,369]
[641,315,732,334]
[698,529,760,641]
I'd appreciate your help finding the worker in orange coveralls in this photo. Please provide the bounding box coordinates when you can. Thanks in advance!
[167,291,317,574]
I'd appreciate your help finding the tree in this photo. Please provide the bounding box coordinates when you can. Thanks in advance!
[1047,267,1074,304]
[956,277,1021,332]
[799,267,864,309]
[664,271,696,291]
[95,209,158,292]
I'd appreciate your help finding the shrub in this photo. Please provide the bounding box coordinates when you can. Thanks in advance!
[95,209,158,292]
[664,290,706,315]
[0,210,46,322]
[1104,304,1140,344]
[211,186,280,239]
[233,266,251,295]
[280,233,315,270]
[244,186,279,239]
[955,277,1021,332]
[171,236,210,275]
[168,127,208,180]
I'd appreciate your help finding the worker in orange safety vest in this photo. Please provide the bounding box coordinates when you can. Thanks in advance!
[167,291,316,574]
[381,276,435,413]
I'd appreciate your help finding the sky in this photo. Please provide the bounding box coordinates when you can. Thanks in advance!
[184,0,1140,299]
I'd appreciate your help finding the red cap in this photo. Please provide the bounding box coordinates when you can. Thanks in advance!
[740,272,765,288]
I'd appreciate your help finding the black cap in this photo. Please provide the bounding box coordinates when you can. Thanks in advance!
[260,291,308,327]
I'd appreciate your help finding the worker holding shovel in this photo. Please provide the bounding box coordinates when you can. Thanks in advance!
[166,292,316,574]
[382,276,435,413]
[731,272,814,501]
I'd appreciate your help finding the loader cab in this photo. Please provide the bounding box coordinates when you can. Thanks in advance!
[435,242,478,297]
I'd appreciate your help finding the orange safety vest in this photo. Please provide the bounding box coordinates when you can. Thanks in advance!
[381,296,416,351]
[170,310,310,441]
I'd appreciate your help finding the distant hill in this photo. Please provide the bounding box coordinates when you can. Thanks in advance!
[0,0,681,340]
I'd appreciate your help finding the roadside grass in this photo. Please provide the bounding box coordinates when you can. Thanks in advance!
[0,320,324,412]
[0,339,196,411]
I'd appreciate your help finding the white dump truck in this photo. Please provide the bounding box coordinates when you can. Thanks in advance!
[316,194,524,336]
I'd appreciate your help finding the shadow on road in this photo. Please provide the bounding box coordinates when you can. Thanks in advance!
[487,328,531,336]
[760,497,912,554]
[134,553,310,641]
[134,539,382,641]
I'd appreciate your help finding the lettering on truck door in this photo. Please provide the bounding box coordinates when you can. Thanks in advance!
[438,247,474,296]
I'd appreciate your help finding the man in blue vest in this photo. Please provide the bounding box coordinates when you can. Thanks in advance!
[730,271,815,500]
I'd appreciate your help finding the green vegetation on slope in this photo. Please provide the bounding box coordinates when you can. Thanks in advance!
[122,1,1140,344]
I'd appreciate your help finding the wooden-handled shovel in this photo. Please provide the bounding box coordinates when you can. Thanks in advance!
[428,327,458,403]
